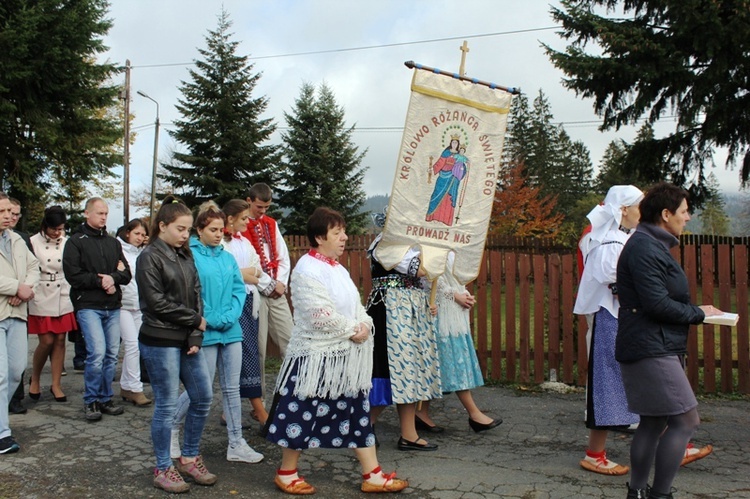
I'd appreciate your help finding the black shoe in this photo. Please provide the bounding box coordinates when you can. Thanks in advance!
[648,487,675,499]
[28,379,41,401]
[0,436,20,454]
[49,388,67,403]
[415,415,445,433]
[8,399,27,415]
[73,365,85,373]
[626,483,649,499]
[99,400,124,416]
[397,436,438,451]
[85,402,102,421]
[468,417,503,433]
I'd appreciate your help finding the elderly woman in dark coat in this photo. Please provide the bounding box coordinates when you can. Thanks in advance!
[615,183,722,499]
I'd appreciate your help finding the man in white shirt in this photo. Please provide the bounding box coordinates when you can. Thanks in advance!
[242,183,293,390]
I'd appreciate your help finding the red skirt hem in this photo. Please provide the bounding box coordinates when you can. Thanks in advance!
[28,313,78,334]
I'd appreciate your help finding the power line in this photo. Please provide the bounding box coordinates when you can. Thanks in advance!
[130,26,558,69]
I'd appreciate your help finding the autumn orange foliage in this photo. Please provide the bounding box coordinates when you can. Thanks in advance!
[489,161,563,238]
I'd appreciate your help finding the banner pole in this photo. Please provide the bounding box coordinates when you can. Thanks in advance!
[405,60,520,95]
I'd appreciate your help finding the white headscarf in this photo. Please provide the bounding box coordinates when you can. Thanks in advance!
[586,185,644,249]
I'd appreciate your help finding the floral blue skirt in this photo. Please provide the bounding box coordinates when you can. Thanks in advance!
[437,331,485,393]
[239,294,262,399]
[265,361,375,450]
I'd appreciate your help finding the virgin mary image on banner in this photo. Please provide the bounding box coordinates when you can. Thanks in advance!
[426,135,470,226]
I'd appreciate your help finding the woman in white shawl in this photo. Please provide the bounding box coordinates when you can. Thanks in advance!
[574,185,643,476]
[265,207,407,495]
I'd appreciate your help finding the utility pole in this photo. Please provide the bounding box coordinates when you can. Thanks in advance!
[122,59,131,225]
[137,91,160,222]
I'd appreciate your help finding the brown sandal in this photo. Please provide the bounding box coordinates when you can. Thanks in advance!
[360,466,409,493]
[274,471,316,495]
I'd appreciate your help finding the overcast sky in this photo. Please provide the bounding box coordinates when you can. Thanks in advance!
[100,0,742,224]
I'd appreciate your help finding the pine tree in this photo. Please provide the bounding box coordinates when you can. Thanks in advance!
[595,139,632,194]
[546,0,750,197]
[277,82,368,235]
[699,173,730,236]
[504,89,593,218]
[163,10,280,207]
[0,0,123,228]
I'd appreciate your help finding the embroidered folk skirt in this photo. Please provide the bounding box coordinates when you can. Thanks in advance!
[238,293,263,399]
[586,308,639,428]
[368,288,443,405]
[265,362,375,450]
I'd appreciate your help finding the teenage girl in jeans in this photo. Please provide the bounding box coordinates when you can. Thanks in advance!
[171,202,264,465]
[136,196,214,494]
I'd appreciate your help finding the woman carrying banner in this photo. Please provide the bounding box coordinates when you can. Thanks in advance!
[265,207,407,494]
[573,185,643,476]
[366,211,442,451]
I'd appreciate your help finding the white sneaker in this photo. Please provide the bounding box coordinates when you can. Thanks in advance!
[170,429,181,459]
[227,438,264,463]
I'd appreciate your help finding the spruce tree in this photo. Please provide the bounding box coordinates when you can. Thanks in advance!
[699,173,730,236]
[277,82,368,235]
[595,124,670,194]
[547,0,750,197]
[0,0,122,228]
[163,10,280,206]
[504,89,592,218]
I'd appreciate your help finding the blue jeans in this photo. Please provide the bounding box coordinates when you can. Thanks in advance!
[73,331,87,369]
[174,341,242,447]
[0,318,27,439]
[140,343,213,471]
[76,309,121,404]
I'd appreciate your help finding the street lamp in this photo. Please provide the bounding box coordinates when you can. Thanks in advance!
[137,90,160,222]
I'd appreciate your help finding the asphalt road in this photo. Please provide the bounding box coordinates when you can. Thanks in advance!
[1,345,748,498]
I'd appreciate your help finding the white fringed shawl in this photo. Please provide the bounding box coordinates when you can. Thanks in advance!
[275,254,374,399]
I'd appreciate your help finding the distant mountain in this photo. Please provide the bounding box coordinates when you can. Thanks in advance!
[363,194,390,216]
[360,194,390,230]
[686,192,749,236]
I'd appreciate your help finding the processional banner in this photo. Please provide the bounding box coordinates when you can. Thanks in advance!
[376,65,514,284]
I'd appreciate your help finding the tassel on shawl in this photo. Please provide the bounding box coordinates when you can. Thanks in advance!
[275,339,373,399]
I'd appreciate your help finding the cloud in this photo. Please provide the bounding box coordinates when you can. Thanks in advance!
[101,0,741,224]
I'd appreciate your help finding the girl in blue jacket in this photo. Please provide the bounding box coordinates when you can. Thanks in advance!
[171,202,264,465]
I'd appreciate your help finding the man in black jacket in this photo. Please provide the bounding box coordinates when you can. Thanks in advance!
[63,198,131,422]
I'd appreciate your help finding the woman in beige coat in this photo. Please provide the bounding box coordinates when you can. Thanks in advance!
[28,206,77,402]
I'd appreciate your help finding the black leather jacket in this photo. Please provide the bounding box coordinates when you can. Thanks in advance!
[615,223,705,363]
[62,223,131,311]
[136,237,204,349]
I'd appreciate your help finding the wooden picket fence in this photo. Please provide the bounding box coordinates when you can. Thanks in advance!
[283,234,750,394]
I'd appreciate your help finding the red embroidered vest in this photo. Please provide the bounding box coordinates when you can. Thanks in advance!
[242,216,279,279]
